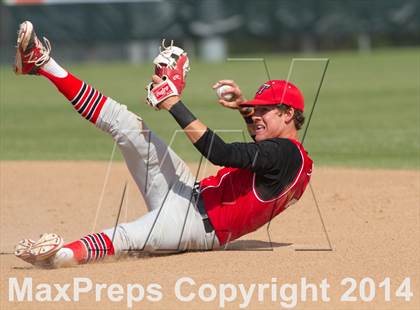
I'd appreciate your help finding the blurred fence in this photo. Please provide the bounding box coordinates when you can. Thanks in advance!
[0,0,419,63]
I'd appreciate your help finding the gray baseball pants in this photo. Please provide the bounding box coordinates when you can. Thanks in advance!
[96,98,219,255]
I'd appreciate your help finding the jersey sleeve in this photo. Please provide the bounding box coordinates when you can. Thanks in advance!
[193,129,300,174]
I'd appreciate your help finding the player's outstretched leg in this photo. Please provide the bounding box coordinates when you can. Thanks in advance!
[13,21,215,268]
[15,21,107,124]
[15,232,116,268]
[14,20,192,211]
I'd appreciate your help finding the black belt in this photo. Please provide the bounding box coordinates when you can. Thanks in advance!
[192,183,215,233]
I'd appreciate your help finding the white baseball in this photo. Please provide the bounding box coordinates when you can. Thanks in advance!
[216,85,234,101]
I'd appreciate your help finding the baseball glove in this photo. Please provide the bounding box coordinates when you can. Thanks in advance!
[146,40,190,109]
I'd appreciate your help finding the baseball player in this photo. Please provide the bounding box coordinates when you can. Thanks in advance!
[13,21,313,268]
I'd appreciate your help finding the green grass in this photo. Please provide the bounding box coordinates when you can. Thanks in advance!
[1,47,419,168]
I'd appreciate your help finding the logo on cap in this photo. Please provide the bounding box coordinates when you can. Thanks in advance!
[256,83,271,95]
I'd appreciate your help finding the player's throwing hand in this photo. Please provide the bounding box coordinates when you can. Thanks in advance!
[212,80,244,110]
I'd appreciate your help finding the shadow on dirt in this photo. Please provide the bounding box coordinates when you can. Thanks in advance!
[224,240,292,251]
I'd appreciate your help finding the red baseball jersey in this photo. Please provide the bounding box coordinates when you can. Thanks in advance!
[199,139,313,245]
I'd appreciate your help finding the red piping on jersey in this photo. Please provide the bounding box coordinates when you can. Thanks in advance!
[200,139,306,203]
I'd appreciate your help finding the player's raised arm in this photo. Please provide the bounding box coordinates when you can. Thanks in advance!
[144,41,258,168]
[144,40,212,144]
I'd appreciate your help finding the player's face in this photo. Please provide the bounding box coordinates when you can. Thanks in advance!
[252,105,288,141]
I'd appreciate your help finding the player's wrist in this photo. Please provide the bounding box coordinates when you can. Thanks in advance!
[169,100,197,129]
[160,96,180,111]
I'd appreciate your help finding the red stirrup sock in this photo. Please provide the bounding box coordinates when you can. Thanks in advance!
[38,61,107,124]
[63,232,115,264]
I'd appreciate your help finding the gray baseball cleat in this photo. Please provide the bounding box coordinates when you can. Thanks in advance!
[15,233,64,267]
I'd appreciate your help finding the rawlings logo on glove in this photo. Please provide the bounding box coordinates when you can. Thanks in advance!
[146,40,190,109]
[154,83,172,100]
[146,76,179,109]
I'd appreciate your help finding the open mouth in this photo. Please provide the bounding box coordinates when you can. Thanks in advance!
[255,124,266,134]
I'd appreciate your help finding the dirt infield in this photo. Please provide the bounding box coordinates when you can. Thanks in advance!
[0,161,418,309]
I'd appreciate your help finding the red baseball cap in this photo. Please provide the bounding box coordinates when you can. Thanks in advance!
[241,80,304,111]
